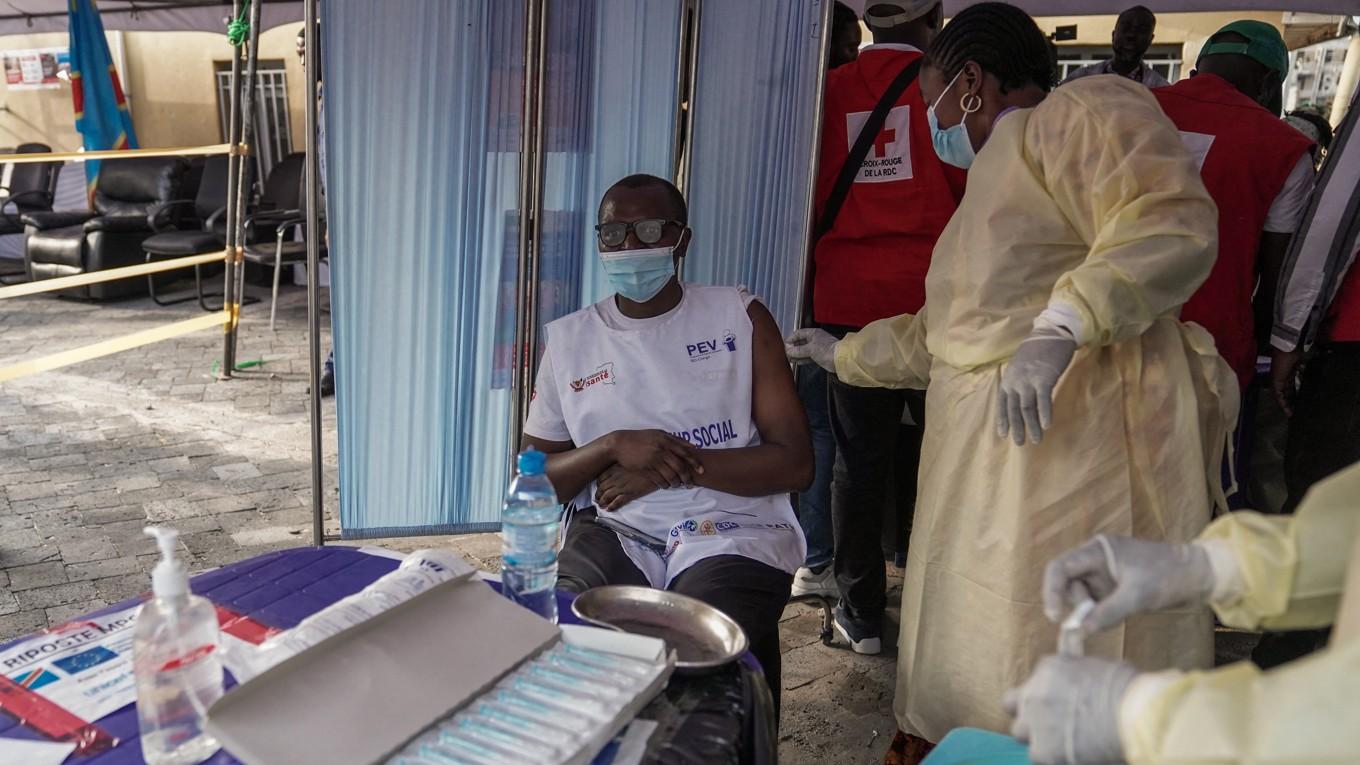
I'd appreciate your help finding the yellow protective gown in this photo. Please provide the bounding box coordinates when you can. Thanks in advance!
[1118,463,1360,765]
[833,76,1239,741]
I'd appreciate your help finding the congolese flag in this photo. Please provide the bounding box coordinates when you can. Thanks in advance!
[68,0,138,200]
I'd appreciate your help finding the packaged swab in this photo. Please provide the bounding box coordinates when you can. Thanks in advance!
[1058,599,1097,657]
[500,676,616,719]
[440,718,557,756]
[417,742,503,765]
[495,677,612,718]
[540,652,640,689]
[485,687,605,727]
[465,702,580,749]
[526,664,625,699]
[560,643,655,676]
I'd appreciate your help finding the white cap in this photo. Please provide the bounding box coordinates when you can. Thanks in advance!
[863,0,939,27]
[145,526,188,598]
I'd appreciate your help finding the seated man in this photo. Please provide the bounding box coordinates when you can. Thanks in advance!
[522,174,813,702]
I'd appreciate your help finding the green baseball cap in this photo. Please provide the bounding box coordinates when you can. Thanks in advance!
[1198,20,1289,77]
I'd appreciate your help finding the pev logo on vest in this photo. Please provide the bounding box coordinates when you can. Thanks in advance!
[685,330,737,363]
[569,362,616,393]
[671,418,739,447]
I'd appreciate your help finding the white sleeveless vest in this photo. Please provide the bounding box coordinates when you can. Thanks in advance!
[543,284,806,587]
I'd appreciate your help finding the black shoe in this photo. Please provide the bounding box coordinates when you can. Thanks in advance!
[833,605,882,655]
[319,368,335,397]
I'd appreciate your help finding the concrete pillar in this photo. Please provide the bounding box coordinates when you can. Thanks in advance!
[1331,34,1360,127]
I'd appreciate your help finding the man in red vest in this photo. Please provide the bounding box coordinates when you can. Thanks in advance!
[792,0,965,656]
[1154,21,1315,393]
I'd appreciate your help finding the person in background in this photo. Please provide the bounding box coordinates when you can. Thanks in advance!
[1008,461,1360,765]
[786,4,1233,762]
[789,0,866,610]
[1284,109,1334,167]
[830,1,863,70]
[791,0,963,656]
[1155,21,1313,394]
[1261,87,1360,668]
[1150,21,1314,515]
[524,174,812,705]
[1062,6,1170,89]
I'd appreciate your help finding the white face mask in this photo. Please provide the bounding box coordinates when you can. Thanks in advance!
[598,244,677,303]
[926,67,979,169]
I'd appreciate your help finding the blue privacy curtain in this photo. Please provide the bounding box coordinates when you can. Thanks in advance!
[327,0,524,536]
[682,0,825,331]
[535,0,682,334]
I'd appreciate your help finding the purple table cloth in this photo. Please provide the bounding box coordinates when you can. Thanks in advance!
[0,546,588,764]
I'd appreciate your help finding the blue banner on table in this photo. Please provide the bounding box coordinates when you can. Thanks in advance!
[68,0,139,201]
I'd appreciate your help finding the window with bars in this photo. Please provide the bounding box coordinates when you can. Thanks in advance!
[214,60,294,183]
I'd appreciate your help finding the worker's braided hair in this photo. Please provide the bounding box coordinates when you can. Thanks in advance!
[924,3,1058,93]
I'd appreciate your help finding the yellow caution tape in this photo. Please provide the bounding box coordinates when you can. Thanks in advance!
[0,144,232,164]
[0,311,229,383]
[0,251,227,300]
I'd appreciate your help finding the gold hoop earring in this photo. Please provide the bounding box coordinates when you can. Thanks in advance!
[960,93,983,115]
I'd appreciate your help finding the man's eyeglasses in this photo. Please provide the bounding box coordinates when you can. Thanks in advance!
[595,219,684,248]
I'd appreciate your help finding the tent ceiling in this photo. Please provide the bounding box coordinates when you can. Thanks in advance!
[942,1,1359,14]
[838,1,1360,17]
[0,1,301,36]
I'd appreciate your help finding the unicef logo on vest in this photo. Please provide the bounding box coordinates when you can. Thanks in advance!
[685,330,737,363]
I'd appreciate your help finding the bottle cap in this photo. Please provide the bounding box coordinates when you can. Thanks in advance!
[144,526,188,598]
[517,448,546,476]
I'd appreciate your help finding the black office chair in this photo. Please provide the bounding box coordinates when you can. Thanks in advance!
[142,155,236,309]
[0,143,61,236]
[241,154,320,331]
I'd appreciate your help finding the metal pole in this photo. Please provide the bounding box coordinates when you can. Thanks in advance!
[225,0,264,375]
[670,0,695,174]
[520,0,551,451]
[794,0,833,330]
[220,0,244,378]
[673,0,702,282]
[304,0,325,547]
[509,0,545,467]
[675,0,702,197]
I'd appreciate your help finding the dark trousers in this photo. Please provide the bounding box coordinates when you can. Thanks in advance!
[1283,344,1360,512]
[828,374,925,626]
[794,363,835,570]
[1252,344,1360,668]
[557,512,794,709]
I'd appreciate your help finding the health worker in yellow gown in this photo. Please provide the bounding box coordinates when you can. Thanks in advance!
[785,3,1238,758]
[1009,461,1360,764]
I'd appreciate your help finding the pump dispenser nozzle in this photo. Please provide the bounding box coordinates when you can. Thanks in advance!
[145,526,187,598]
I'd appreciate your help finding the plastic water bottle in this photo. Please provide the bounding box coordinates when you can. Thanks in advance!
[133,527,224,765]
[501,449,560,622]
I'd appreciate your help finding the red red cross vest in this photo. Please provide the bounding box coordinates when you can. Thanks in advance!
[1325,256,1360,343]
[1154,74,1314,388]
[812,46,966,329]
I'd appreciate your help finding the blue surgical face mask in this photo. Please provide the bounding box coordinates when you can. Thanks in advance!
[927,68,977,170]
[599,244,677,303]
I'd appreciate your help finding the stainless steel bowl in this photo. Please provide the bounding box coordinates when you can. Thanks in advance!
[571,585,748,670]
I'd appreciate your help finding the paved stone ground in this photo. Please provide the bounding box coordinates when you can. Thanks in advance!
[0,279,899,762]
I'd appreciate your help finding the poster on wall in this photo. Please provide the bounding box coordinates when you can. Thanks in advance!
[3,47,70,90]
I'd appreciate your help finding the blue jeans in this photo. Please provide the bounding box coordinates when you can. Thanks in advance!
[794,363,835,570]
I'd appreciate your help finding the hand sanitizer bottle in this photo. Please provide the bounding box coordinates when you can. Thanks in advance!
[133,527,224,765]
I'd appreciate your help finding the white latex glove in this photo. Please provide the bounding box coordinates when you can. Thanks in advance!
[1043,534,1216,636]
[784,328,839,373]
[996,325,1077,446]
[1003,655,1136,765]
